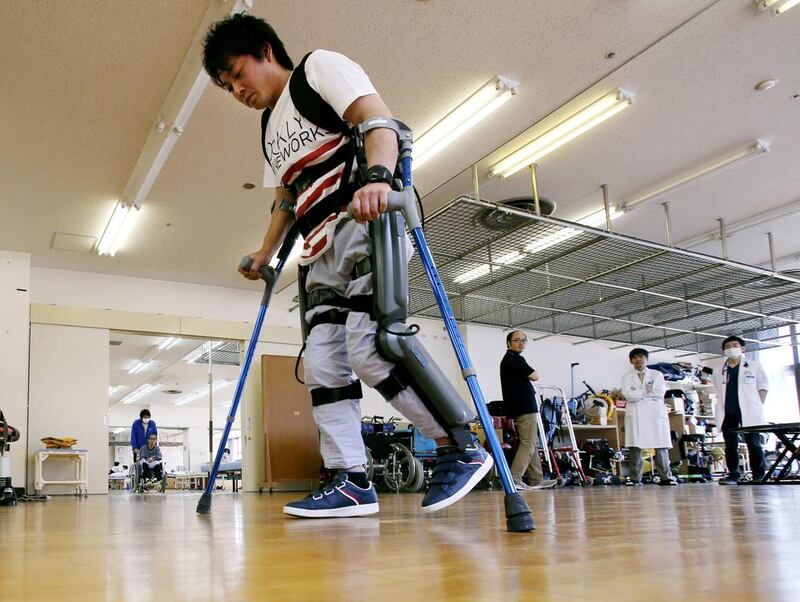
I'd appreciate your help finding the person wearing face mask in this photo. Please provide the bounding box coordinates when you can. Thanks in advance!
[710,336,768,485]
[620,348,678,486]
[130,409,158,464]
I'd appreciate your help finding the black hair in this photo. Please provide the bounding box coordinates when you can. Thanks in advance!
[140,409,151,419]
[224,448,230,454]
[202,13,294,87]
[721,335,745,350]
[629,348,649,360]
[506,331,524,344]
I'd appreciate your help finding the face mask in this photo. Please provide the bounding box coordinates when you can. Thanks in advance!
[724,347,742,360]
[142,418,149,425]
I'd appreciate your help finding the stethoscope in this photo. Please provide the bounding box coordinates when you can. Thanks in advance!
[722,360,749,385]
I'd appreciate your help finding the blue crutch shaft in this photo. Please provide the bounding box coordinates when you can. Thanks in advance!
[197,235,296,514]
[408,225,518,494]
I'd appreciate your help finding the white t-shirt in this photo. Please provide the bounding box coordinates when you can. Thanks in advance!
[262,49,377,264]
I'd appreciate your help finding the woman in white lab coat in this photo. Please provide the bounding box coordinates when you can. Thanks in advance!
[620,348,677,486]
[710,336,768,484]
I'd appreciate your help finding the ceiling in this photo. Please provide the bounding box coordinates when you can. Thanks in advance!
[108,332,240,410]
[2,1,800,340]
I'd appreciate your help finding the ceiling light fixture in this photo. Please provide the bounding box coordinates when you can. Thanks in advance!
[158,337,180,351]
[620,140,768,211]
[490,89,633,178]
[414,76,518,168]
[106,0,252,258]
[182,340,224,364]
[758,0,800,15]
[453,250,525,284]
[96,202,141,256]
[120,383,159,405]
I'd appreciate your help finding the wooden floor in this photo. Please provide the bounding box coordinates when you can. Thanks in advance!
[1,484,799,601]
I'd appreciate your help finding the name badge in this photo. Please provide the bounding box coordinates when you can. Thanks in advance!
[745,374,756,384]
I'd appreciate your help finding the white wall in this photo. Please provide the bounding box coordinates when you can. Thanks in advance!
[30,266,298,327]
[28,324,109,494]
[0,251,30,485]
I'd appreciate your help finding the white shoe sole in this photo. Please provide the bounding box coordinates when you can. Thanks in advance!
[421,453,494,514]
[283,502,380,518]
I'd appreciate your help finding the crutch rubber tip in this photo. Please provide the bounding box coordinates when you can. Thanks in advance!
[504,493,535,532]
[196,492,212,515]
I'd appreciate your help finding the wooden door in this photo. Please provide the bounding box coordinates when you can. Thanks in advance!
[261,355,320,489]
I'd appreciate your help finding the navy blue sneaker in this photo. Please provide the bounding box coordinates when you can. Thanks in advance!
[421,446,494,513]
[283,473,379,518]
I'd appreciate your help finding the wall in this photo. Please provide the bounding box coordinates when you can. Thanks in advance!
[30,266,297,327]
[0,251,30,485]
[28,324,109,494]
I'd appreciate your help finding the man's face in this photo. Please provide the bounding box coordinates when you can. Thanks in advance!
[218,50,281,110]
[148,435,156,448]
[507,332,527,353]
[630,354,647,371]
[723,341,743,353]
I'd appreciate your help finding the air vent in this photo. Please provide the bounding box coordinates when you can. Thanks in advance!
[109,340,123,346]
[474,196,556,230]
[163,389,183,395]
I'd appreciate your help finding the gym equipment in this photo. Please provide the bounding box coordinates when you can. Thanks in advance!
[196,228,299,514]
[351,117,533,532]
[1,410,21,506]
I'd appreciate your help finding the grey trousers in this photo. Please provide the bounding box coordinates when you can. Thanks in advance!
[303,220,446,470]
[510,413,545,485]
[627,447,673,483]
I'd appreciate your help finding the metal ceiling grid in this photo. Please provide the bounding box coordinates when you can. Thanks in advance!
[407,196,800,354]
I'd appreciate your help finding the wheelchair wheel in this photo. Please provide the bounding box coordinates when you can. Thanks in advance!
[383,443,416,492]
[129,463,139,493]
[364,448,374,482]
[403,457,425,493]
[159,473,167,493]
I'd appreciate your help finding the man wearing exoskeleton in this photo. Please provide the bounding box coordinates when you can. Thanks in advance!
[203,14,493,518]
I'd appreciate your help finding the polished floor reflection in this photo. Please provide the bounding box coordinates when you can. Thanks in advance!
[1,485,798,601]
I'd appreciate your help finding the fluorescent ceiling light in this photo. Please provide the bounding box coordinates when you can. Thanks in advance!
[414,76,518,169]
[620,140,768,211]
[96,202,141,256]
[182,340,223,364]
[490,90,632,178]
[173,380,232,407]
[758,0,800,14]
[108,385,121,396]
[120,383,159,405]
[128,360,149,375]
[158,337,179,351]
[453,250,524,284]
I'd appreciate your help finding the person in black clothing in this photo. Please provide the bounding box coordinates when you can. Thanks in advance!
[500,331,557,490]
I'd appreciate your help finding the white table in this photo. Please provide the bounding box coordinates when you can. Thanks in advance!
[34,448,89,496]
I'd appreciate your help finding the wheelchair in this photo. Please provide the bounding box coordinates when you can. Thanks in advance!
[129,459,167,494]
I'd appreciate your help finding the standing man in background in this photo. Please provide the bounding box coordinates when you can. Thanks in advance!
[711,336,768,485]
[130,409,157,464]
[500,331,557,490]
[620,348,678,486]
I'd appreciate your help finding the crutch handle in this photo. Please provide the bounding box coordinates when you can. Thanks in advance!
[239,256,276,283]
[347,190,408,220]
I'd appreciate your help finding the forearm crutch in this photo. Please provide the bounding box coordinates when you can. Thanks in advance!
[196,230,298,514]
[378,127,534,533]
